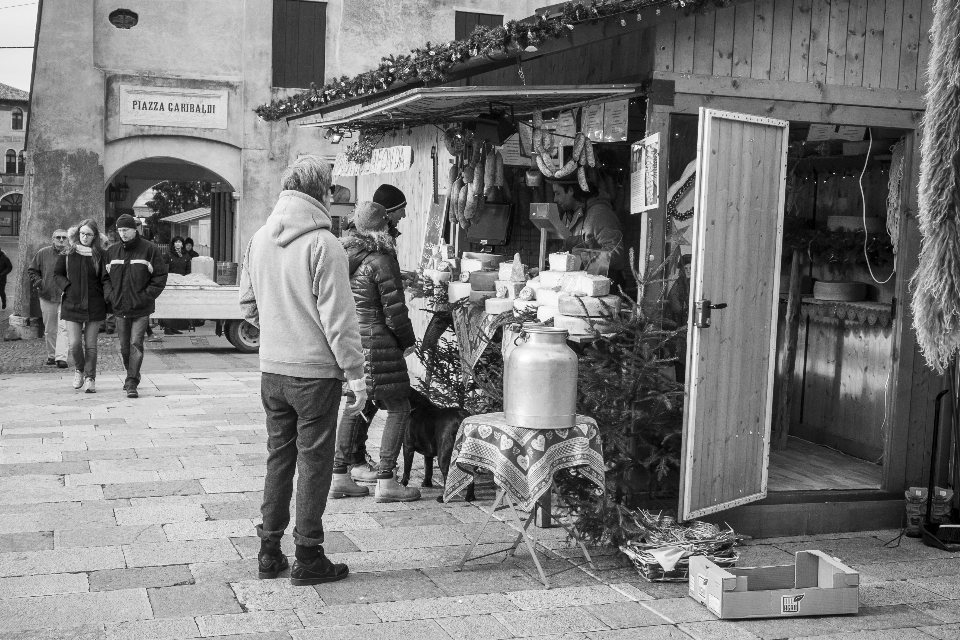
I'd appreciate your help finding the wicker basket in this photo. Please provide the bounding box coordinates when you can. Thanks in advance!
[621,544,740,582]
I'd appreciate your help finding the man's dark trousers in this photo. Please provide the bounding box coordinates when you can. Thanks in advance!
[256,373,341,548]
[116,315,150,388]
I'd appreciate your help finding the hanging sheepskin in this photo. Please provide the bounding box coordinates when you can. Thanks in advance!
[912,0,960,373]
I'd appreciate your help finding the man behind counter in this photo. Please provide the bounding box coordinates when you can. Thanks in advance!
[549,176,626,289]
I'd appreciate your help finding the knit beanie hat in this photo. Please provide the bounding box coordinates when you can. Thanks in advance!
[353,202,390,234]
[115,214,138,230]
[372,184,406,213]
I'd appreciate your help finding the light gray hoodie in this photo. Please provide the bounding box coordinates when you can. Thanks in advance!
[239,190,365,382]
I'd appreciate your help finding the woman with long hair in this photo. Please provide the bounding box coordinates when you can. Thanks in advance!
[54,219,108,393]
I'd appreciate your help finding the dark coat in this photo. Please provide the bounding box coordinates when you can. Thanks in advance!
[103,234,168,318]
[0,248,11,289]
[166,251,191,276]
[342,232,416,400]
[54,251,108,323]
[26,245,64,301]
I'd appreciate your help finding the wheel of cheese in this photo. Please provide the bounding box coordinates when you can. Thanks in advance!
[813,281,867,302]
[469,290,496,304]
[558,294,622,317]
[553,313,614,335]
[485,297,515,315]
[447,282,472,303]
[536,306,559,322]
[539,270,579,288]
[468,270,499,291]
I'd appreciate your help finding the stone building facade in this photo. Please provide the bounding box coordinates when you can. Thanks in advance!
[10,0,539,321]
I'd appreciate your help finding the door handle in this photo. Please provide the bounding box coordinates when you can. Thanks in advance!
[695,300,727,329]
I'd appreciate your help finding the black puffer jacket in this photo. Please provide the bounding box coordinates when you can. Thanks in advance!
[54,251,108,323]
[342,231,416,400]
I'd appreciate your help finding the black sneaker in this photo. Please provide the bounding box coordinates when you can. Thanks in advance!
[126,387,138,398]
[45,357,56,365]
[258,552,289,579]
[56,360,68,369]
[290,553,348,586]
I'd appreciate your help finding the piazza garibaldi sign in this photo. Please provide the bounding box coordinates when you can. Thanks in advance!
[119,85,228,129]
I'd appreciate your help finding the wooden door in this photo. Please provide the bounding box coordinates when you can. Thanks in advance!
[679,108,789,520]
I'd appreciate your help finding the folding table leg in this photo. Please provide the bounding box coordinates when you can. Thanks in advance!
[456,491,505,572]
[506,501,538,557]
[552,490,595,570]
[504,492,550,588]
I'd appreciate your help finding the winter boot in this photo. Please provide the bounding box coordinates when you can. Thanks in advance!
[349,462,378,484]
[329,472,370,499]
[375,473,421,503]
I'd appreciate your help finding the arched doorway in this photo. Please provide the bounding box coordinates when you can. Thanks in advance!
[0,192,22,238]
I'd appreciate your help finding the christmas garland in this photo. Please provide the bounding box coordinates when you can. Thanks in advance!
[254,0,727,122]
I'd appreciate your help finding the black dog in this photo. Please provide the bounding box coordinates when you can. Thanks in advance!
[401,389,475,502]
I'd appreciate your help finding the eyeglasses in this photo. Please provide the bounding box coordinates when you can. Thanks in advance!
[54,236,67,240]
[79,232,95,237]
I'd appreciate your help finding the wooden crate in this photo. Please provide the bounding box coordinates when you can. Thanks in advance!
[688,550,859,619]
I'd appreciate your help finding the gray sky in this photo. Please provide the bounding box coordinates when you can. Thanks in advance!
[0,1,38,91]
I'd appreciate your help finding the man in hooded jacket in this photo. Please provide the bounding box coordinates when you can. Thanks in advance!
[239,155,367,586]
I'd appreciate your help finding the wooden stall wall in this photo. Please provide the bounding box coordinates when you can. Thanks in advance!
[356,126,453,381]
[654,0,934,91]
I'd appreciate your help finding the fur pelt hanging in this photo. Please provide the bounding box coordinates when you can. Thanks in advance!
[912,0,960,373]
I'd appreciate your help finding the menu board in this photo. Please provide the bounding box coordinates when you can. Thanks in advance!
[555,110,577,140]
[602,99,629,142]
[498,134,528,166]
[583,104,604,142]
[419,196,449,272]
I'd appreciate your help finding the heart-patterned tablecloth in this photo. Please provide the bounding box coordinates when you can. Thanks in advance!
[442,412,605,511]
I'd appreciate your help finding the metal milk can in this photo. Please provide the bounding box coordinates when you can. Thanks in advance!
[503,326,578,429]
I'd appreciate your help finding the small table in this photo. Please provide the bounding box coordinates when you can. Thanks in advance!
[443,412,605,587]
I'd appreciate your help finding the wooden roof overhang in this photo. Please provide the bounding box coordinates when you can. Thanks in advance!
[292,85,641,131]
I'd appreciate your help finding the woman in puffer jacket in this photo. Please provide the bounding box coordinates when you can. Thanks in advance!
[331,202,420,503]
[54,219,108,393]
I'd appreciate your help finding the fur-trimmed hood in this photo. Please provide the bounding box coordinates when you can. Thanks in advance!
[341,230,396,274]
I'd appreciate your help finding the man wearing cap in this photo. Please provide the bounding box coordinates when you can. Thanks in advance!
[27,228,70,367]
[550,176,626,287]
[103,214,168,398]
[239,155,367,586]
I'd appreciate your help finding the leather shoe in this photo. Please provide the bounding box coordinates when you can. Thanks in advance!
[258,552,289,579]
[45,357,56,365]
[56,360,68,369]
[290,553,348,586]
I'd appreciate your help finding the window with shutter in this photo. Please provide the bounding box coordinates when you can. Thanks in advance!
[4,150,15,175]
[272,0,327,89]
[11,108,24,131]
[454,11,504,40]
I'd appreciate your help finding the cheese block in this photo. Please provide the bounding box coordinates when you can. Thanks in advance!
[469,290,496,304]
[539,269,578,289]
[495,280,526,299]
[518,286,537,301]
[549,252,581,272]
[554,313,614,335]
[498,261,526,282]
[423,268,453,284]
[447,281,472,303]
[560,272,611,297]
[514,299,542,314]
[460,258,486,274]
[485,297,515,315]
[536,306,559,322]
[536,288,563,308]
[468,270,499,291]
[558,294,622,317]
[527,276,541,289]
[462,252,506,268]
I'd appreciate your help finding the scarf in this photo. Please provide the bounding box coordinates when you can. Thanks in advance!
[74,245,93,256]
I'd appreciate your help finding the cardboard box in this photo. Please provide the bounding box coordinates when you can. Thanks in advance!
[689,551,859,620]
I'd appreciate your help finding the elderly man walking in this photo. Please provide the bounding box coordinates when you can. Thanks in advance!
[27,228,69,367]
[239,156,367,586]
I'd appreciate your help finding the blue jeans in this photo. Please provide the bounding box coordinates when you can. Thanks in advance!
[65,320,101,379]
[334,395,411,477]
[256,373,341,548]
[116,315,149,388]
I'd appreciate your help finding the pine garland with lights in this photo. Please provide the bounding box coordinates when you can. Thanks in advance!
[254,0,728,123]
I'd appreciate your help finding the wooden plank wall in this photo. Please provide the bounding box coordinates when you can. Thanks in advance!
[356,126,454,382]
[654,0,934,91]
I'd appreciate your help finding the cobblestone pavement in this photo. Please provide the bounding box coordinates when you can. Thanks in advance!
[1,348,959,639]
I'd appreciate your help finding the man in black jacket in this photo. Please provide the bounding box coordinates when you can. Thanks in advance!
[0,246,12,310]
[26,229,69,367]
[103,214,168,398]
